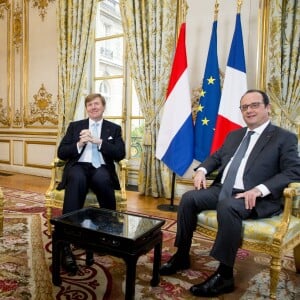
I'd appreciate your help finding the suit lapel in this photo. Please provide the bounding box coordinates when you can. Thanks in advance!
[245,123,275,170]
[78,119,89,132]
[100,120,111,140]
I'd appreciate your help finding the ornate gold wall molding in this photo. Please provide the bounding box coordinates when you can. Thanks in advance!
[31,0,55,20]
[24,84,58,126]
[13,3,22,51]
[13,109,22,127]
[0,0,9,19]
[257,0,269,89]
[0,98,11,127]
[0,0,11,128]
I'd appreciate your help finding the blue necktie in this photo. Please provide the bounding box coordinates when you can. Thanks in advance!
[219,131,254,201]
[91,123,101,168]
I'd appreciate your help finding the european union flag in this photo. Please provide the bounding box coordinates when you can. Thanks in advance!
[194,20,221,162]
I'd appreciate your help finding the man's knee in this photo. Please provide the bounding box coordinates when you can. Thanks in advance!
[179,191,195,208]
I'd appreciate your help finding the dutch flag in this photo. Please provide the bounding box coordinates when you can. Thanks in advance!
[156,23,194,176]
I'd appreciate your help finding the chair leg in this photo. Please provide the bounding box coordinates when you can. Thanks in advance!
[294,243,300,273]
[269,256,281,299]
[46,206,53,234]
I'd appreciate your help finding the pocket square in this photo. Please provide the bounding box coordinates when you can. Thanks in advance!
[108,136,113,140]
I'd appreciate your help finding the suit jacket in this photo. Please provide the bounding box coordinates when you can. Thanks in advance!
[198,123,300,217]
[57,118,126,190]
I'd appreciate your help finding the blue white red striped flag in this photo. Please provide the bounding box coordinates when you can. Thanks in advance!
[194,19,221,162]
[211,13,247,153]
[156,23,194,176]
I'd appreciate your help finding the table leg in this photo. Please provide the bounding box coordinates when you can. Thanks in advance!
[125,255,138,300]
[86,249,94,266]
[52,230,62,286]
[150,232,162,286]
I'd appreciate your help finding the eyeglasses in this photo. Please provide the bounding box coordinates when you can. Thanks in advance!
[239,102,265,112]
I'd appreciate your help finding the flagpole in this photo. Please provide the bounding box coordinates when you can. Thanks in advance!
[214,0,219,20]
[237,0,243,13]
[157,172,178,212]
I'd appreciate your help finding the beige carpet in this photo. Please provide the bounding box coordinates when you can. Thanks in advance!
[0,213,53,300]
[1,187,300,299]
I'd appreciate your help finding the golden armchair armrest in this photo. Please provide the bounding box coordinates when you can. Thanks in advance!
[272,185,296,246]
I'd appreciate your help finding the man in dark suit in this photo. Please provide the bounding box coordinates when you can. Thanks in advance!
[57,93,125,274]
[159,89,300,297]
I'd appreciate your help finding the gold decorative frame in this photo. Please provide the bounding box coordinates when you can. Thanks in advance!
[13,3,22,51]
[0,98,11,127]
[0,0,9,19]
[0,0,11,128]
[256,0,269,90]
[24,84,58,126]
[31,0,55,20]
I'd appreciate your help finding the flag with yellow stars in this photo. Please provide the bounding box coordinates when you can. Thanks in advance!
[194,20,221,162]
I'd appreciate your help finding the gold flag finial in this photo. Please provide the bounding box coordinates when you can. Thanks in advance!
[214,0,219,21]
[237,0,243,13]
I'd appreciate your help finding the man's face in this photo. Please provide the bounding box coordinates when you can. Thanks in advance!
[240,92,270,130]
[86,97,105,121]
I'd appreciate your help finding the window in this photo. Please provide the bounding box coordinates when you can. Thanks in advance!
[93,0,144,184]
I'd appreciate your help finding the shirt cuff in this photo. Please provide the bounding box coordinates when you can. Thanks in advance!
[256,184,270,197]
[195,167,207,175]
[77,143,83,153]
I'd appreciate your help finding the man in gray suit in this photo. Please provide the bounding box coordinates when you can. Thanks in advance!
[57,93,125,274]
[159,89,300,297]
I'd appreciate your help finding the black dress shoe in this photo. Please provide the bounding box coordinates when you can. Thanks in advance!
[61,245,78,275]
[159,254,190,276]
[190,271,234,297]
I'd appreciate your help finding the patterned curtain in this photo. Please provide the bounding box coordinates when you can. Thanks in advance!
[120,0,186,198]
[266,0,300,136]
[56,0,97,142]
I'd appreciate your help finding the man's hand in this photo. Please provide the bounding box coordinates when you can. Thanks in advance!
[235,187,262,210]
[194,170,207,190]
[78,129,102,147]
[78,129,92,147]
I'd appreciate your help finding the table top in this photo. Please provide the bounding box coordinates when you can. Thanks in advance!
[51,207,165,241]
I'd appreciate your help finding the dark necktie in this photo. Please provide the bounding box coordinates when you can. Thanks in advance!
[219,131,254,201]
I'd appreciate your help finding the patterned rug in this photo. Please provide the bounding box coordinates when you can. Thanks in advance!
[0,213,53,300]
[1,187,300,299]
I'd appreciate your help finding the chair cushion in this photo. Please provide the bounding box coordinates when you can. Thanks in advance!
[48,187,123,207]
[197,210,300,245]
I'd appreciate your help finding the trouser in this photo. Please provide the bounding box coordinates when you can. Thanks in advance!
[62,162,116,214]
[175,184,253,267]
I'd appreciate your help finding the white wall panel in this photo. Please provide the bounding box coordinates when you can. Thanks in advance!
[13,140,23,165]
[25,142,56,168]
[0,140,10,163]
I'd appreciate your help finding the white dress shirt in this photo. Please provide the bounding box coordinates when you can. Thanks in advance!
[198,120,271,196]
[78,119,105,164]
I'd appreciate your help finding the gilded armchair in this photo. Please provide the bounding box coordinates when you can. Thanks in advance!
[196,182,300,299]
[45,158,128,233]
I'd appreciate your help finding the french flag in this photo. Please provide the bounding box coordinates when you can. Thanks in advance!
[156,23,194,176]
[211,13,247,153]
